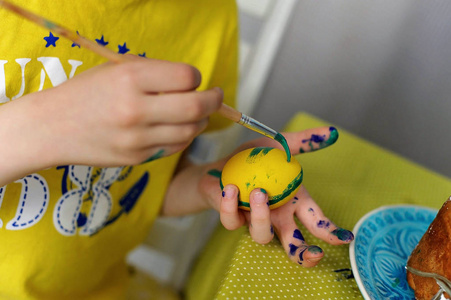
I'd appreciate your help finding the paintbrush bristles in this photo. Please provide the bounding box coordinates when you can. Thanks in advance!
[0,0,124,63]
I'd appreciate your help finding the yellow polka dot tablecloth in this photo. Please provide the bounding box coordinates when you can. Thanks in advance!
[185,112,451,300]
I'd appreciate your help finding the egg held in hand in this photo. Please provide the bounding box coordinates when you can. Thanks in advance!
[220,147,303,211]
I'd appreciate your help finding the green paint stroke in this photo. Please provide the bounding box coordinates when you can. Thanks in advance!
[307,245,323,254]
[246,147,273,163]
[322,127,339,147]
[331,227,354,242]
[143,149,165,163]
[275,133,291,162]
[238,167,303,208]
[268,168,303,206]
[207,169,222,178]
[300,127,339,153]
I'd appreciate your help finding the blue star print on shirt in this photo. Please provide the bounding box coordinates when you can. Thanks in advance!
[118,42,130,54]
[44,32,59,47]
[96,35,109,46]
[42,33,146,56]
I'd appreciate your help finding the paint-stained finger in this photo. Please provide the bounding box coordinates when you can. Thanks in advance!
[283,127,339,155]
[220,185,246,230]
[249,189,274,244]
[294,187,354,245]
[231,127,338,157]
[272,218,324,267]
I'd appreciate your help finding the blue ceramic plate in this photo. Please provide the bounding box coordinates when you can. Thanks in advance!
[349,205,437,300]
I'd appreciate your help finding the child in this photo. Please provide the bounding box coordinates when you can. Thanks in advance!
[0,0,353,298]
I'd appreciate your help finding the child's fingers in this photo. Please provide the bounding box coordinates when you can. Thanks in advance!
[138,119,209,146]
[126,58,203,92]
[119,119,208,164]
[220,185,246,230]
[248,189,274,244]
[272,217,324,268]
[234,127,338,156]
[145,88,223,124]
[294,186,354,245]
[283,127,339,155]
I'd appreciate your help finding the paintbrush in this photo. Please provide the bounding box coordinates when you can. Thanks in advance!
[0,0,292,161]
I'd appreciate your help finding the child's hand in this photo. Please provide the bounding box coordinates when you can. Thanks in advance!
[8,56,223,169]
[201,127,354,267]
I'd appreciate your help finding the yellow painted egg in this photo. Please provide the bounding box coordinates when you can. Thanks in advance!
[221,147,303,211]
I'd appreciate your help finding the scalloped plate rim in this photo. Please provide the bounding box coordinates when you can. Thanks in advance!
[349,204,438,300]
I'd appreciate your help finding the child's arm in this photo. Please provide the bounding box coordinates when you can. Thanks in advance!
[0,57,223,187]
[162,128,354,267]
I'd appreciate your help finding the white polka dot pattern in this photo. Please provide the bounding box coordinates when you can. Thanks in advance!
[214,229,363,300]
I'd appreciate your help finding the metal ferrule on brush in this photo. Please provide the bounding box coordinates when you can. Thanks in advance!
[238,114,277,139]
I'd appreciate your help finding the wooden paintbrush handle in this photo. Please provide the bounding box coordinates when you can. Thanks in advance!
[218,103,242,123]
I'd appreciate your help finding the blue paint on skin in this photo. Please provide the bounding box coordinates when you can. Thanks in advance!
[303,134,326,144]
[317,220,331,229]
[300,127,339,152]
[222,191,225,197]
[293,229,305,241]
[298,247,308,264]
[331,228,354,242]
[270,225,274,235]
[289,243,298,256]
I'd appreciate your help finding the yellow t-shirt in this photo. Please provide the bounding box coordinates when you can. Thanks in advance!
[0,0,238,299]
